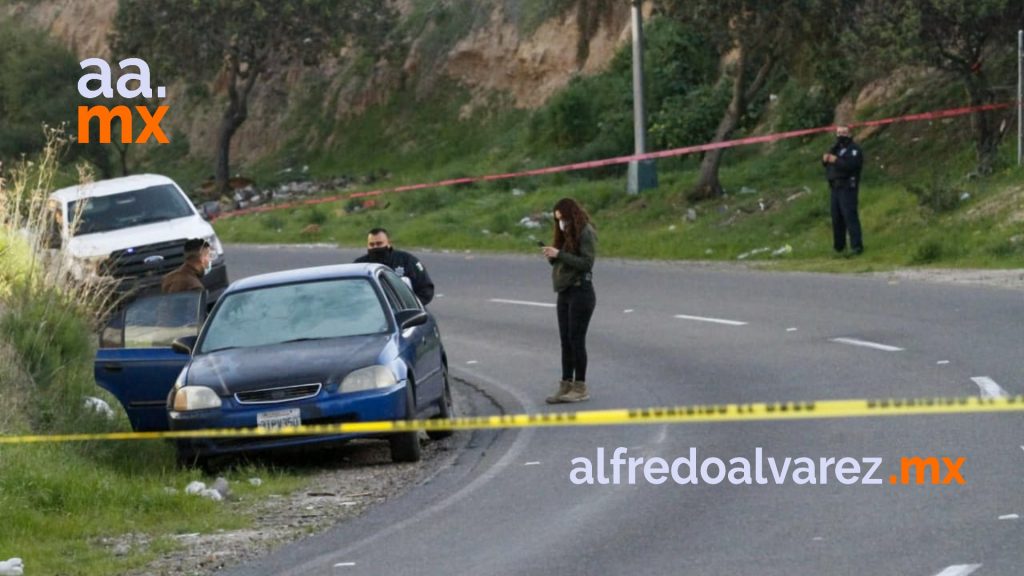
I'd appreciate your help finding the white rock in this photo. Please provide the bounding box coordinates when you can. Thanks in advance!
[0,558,23,576]
[83,396,115,419]
[212,477,231,499]
[185,481,206,495]
[511,188,525,196]
[248,477,263,487]
[199,488,223,502]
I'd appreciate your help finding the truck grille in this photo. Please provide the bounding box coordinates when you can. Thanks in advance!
[235,383,322,405]
[102,239,188,280]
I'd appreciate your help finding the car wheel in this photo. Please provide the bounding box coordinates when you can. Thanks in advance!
[427,366,454,440]
[389,382,422,463]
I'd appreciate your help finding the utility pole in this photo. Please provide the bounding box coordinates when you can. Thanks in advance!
[627,0,657,194]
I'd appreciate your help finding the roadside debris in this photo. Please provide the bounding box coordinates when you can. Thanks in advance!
[0,558,23,576]
[518,216,543,229]
[771,244,793,257]
[737,247,771,260]
[83,396,115,420]
[184,479,231,502]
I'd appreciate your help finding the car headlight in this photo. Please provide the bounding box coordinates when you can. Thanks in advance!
[341,365,398,392]
[203,234,224,259]
[172,386,222,411]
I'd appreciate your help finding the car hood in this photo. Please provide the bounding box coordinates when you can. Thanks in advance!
[186,334,396,394]
[66,216,213,258]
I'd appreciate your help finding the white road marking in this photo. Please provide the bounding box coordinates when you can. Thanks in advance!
[524,461,541,466]
[466,360,478,365]
[786,327,798,332]
[623,309,634,313]
[811,537,824,542]
[830,337,903,352]
[932,565,981,576]
[673,314,747,326]
[971,376,1008,399]
[334,562,356,568]
[937,360,950,365]
[998,514,1019,520]
[489,298,555,308]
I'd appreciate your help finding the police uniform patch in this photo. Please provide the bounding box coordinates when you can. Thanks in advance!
[395,266,405,276]
[416,262,424,272]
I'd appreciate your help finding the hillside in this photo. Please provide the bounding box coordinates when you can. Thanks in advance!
[3,1,1022,271]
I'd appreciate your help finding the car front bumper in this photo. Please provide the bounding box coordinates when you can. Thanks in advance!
[169,382,408,457]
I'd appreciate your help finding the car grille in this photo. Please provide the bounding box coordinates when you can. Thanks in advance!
[235,383,322,405]
[102,239,188,280]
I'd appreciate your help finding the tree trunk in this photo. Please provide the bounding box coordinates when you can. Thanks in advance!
[689,47,774,202]
[965,74,999,175]
[116,144,129,176]
[214,62,259,193]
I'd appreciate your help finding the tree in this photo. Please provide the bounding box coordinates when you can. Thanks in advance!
[851,0,1024,175]
[0,20,112,175]
[660,1,846,201]
[112,0,392,192]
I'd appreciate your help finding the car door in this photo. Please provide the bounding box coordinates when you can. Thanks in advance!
[94,291,206,431]
[380,270,443,405]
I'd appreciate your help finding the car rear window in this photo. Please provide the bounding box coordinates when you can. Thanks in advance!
[198,278,388,353]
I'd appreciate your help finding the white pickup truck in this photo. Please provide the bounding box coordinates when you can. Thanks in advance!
[47,174,228,300]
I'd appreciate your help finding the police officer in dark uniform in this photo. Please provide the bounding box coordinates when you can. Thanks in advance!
[355,227,434,305]
[822,125,865,254]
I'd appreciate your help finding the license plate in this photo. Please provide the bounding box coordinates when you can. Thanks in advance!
[257,408,301,431]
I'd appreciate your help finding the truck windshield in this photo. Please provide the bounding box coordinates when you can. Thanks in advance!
[68,184,194,236]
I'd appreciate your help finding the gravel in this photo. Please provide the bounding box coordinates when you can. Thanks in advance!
[115,430,463,575]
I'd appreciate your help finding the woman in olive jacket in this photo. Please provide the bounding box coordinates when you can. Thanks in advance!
[541,198,596,403]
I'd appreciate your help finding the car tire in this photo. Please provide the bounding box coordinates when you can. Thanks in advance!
[427,366,454,440]
[389,382,422,463]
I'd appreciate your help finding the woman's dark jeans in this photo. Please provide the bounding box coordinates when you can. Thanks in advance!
[556,283,596,382]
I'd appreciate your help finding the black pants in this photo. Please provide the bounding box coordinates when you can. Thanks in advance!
[557,283,596,382]
[830,183,862,252]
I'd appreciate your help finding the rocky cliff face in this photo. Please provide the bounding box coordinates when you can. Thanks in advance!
[5,0,642,165]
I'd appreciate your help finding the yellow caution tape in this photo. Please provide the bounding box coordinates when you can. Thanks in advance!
[1,395,1022,445]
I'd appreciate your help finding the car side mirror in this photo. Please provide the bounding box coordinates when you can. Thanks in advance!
[172,335,198,355]
[395,309,428,330]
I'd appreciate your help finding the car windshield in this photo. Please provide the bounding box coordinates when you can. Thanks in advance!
[68,184,194,236]
[198,278,388,353]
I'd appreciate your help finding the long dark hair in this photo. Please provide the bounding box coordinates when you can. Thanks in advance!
[552,197,593,254]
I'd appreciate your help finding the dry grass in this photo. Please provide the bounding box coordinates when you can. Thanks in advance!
[0,127,122,432]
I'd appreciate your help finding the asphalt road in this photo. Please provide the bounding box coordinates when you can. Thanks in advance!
[220,244,1023,576]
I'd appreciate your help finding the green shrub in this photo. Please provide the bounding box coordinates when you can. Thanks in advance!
[905,180,962,213]
[910,239,944,264]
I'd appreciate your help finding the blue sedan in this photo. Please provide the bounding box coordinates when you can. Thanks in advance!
[94,263,453,466]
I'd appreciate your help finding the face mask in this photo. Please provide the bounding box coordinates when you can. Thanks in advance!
[367,247,390,262]
[558,219,567,232]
